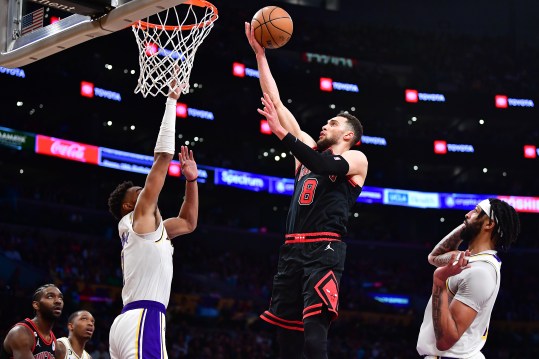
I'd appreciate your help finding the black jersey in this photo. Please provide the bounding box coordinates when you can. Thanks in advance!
[286,150,362,237]
[0,319,57,359]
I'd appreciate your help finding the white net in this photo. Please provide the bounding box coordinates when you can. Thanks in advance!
[132,1,217,97]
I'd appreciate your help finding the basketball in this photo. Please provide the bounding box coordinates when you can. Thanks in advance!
[251,6,293,49]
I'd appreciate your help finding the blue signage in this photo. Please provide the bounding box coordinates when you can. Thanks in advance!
[99,147,154,174]
[214,168,269,192]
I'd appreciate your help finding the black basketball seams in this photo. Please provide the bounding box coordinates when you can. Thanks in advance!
[253,7,292,47]
[263,22,277,46]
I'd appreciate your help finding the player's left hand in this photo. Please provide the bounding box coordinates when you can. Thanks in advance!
[433,250,471,286]
[179,146,198,181]
[245,22,265,56]
[258,92,286,138]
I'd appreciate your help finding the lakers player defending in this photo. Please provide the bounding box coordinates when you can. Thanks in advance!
[56,311,95,359]
[417,198,520,359]
[107,84,199,359]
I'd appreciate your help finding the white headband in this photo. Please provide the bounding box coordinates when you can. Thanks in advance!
[477,199,493,219]
[478,199,502,237]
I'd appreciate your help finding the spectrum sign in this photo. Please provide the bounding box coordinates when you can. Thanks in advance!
[405,89,446,103]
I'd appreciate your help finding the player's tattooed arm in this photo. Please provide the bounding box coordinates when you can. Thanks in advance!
[428,224,465,267]
[432,284,444,341]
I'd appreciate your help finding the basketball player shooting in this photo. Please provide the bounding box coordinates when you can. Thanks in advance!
[417,198,520,359]
[107,82,199,359]
[245,22,368,359]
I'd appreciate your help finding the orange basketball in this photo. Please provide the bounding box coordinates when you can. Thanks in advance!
[251,6,293,49]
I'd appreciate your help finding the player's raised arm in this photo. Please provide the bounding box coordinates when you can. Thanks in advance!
[259,93,367,182]
[245,22,315,147]
[132,84,182,234]
[428,224,465,267]
[164,146,199,239]
[431,250,475,351]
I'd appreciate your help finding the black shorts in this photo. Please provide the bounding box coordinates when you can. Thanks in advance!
[260,239,346,331]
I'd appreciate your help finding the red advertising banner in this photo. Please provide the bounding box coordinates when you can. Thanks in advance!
[35,135,99,164]
[497,196,539,213]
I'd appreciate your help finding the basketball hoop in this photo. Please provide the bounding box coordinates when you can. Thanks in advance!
[132,0,218,97]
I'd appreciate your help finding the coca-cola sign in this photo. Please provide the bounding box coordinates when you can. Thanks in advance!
[36,135,99,164]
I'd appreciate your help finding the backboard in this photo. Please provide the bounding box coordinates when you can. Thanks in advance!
[0,0,187,68]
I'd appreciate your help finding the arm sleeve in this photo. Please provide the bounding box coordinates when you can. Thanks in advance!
[454,263,497,311]
[281,133,350,175]
[154,97,177,154]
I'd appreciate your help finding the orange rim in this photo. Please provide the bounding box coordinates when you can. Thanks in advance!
[135,0,218,31]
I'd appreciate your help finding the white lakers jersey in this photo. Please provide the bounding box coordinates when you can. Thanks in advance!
[118,212,174,308]
[417,250,501,358]
[57,337,90,359]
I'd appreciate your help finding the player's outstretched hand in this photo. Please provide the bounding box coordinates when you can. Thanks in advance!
[245,22,265,56]
[257,92,286,138]
[168,68,188,100]
[179,146,198,182]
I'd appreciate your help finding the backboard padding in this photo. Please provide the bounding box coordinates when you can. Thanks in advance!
[0,0,187,68]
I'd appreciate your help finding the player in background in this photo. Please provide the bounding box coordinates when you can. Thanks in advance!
[246,22,368,359]
[107,82,199,359]
[417,198,520,359]
[56,310,95,359]
[1,284,64,359]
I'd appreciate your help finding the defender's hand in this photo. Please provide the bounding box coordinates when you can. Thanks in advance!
[179,146,198,181]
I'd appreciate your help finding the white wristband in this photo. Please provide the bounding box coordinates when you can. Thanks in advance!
[154,98,177,154]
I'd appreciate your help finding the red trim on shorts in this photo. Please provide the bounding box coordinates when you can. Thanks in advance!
[303,303,323,313]
[328,307,338,319]
[285,238,341,244]
[303,310,322,319]
[303,303,324,320]
[286,232,341,239]
[285,232,341,244]
[263,311,303,325]
[260,311,304,331]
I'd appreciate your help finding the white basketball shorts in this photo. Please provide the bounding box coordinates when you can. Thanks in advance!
[109,300,167,359]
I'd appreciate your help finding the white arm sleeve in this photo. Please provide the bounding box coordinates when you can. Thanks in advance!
[154,97,177,154]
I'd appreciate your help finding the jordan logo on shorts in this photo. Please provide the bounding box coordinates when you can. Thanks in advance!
[325,243,334,251]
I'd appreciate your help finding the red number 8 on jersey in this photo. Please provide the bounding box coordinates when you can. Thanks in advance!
[299,178,318,205]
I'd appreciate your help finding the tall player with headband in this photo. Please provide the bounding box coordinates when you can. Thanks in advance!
[417,198,520,359]
[107,83,199,359]
[246,23,368,359]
